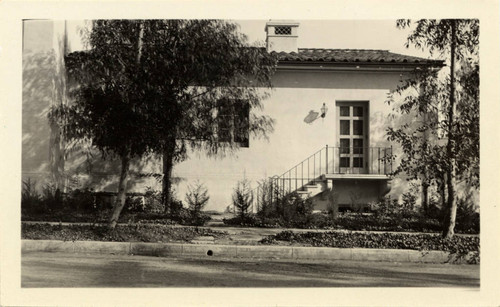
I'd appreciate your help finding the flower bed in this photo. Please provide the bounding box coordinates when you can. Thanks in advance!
[260,230,480,263]
[22,210,211,227]
[224,213,478,234]
[22,223,228,243]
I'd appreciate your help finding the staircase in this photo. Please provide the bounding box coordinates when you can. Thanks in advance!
[250,145,393,213]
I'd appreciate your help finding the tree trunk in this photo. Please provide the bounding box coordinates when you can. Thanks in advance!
[420,83,429,216]
[162,141,176,214]
[439,173,447,209]
[108,152,131,229]
[108,24,143,229]
[421,181,429,215]
[49,121,65,192]
[443,20,458,239]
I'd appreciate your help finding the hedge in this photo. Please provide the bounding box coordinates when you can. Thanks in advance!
[260,230,480,263]
[22,223,228,243]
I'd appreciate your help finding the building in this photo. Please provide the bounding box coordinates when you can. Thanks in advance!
[22,20,444,212]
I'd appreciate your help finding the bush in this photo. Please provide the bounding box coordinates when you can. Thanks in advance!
[22,223,228,243]
[455,194,479,233]
[64,187,97,213]
[223,215,259,227]
[143,187,164,213]
[41,182,63,212]
[401,184,418,218]
[276,192,315,228]
[21,179,43,214]
[372,196,403,218]
[232,179,253,219]
[185,181,210,222]
[225,191,316,228]
[260,230,480,263]
[124,196,146,213]
[255,179,274,218]
[169,198,184,217]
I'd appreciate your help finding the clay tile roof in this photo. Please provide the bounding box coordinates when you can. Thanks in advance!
[273,48,444,66]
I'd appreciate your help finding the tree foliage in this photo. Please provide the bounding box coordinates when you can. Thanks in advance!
[389,19,478,186]
[49,20,278,227]
[388,19,479,238]
[60,20,277,158]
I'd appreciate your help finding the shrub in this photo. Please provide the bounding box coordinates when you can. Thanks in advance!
[455,193,479,233]
[21,178,42,214]
[22,223,228,243]
[425,197,444,220]
[223,214,259,226]
[225,190,316,228]
[276,192,315,227]
[401,183,418,218]
[260,230,480,263]
[232,179,254,219]
[124,196,146,213]
[41,182,63,212]
[64,187,96,213]
[185,181,210,222]
[372,191,418,219]
[169,198,184,218]
[143,187,164,213]
[256,179,276,218]
[372,196,400,218]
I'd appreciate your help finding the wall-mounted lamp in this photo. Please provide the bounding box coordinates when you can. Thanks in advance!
[321,103,328,118]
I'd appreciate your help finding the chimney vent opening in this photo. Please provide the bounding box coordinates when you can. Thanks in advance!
[275,26,292,35]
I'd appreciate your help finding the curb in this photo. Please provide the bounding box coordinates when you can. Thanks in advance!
[21,240,471,264]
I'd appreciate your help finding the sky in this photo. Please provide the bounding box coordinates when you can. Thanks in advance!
[67,20,433,60]
[237,20,432,58]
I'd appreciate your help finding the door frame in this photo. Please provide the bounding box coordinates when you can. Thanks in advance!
[335,100,369,174]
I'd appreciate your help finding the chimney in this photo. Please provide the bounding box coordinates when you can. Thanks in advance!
[265,20,299,53]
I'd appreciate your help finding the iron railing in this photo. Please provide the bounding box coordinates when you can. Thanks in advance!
[249,145,393,213]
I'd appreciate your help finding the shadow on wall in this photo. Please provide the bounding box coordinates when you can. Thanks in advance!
[64,150,166,194]
[22,51,58,184]
[22,50,166,194]
[369,107,416,201]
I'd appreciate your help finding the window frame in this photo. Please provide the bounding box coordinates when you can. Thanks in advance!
[217,99,250,147]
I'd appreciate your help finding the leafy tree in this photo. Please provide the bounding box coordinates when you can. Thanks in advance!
[232,178,254,220]
[388,19,479,238]
[125,20,277,214]
[50,20,277,228]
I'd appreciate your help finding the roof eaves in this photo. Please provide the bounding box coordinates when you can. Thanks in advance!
[277,58,445,68]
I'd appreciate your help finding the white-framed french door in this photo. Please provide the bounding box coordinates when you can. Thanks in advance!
[336,101,368,174]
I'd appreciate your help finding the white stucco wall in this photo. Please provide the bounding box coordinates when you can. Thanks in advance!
[172,69,405,210]
[22,20,67,189]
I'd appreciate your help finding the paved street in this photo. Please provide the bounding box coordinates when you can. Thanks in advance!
[22,252,479,287]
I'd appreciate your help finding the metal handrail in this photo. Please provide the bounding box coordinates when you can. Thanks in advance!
[248,145,393,213]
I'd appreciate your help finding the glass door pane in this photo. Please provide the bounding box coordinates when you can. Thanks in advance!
[337,102,368,174]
